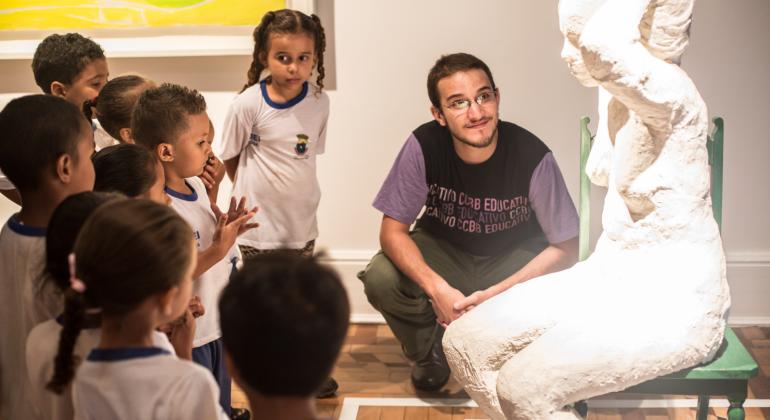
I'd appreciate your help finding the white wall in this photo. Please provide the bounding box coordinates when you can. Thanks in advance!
[1,1,768,324]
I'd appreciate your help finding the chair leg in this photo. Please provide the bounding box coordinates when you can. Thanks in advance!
[696,395,710,420]
[727,393,747,420]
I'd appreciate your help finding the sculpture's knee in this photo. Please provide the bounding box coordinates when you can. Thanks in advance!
[496,358,553,420]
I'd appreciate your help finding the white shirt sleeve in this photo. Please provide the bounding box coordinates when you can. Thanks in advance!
[314,92,330,155]
[217,96,253,161]
[171,370,229,420]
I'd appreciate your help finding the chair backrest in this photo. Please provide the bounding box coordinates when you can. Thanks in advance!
[577,117,724,262]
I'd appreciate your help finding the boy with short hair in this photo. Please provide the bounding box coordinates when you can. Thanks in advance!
[31,32,108,108]
[1,33,108,205]
[0,94,95,420]
[219,252,350,420]
[132,83,257,419]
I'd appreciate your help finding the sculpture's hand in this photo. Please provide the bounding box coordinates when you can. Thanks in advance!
[429,282,466,327]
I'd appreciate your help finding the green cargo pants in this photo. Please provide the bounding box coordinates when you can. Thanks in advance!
[357,228,547,361]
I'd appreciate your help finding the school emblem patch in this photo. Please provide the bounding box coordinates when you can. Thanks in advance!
[295,134,309,157]
[249,132,260,146]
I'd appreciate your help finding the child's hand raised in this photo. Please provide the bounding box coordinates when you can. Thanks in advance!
[211,197,259,236]
[210,198,258,253]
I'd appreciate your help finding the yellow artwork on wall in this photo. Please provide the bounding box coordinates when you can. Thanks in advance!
[0,0,285,30]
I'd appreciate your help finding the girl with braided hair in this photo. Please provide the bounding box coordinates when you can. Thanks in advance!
[219,9,335,397]
[45,199,227,420]
[219,9,328,255]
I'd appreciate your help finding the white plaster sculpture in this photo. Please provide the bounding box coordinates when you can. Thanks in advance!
[442,1,730,419]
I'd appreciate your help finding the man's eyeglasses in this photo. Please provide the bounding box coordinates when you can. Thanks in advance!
[444,89,497,112]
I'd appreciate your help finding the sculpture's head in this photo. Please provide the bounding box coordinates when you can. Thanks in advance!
[640,0,694,65]
[558,0,607,87]
[558,0,694,79]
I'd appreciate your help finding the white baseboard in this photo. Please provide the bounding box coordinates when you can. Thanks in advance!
[726,316,770,326]
[328,249,770,325]
[350,313,386,324]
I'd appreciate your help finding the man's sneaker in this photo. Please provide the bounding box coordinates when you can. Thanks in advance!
[230,407,250,420]
[410,333,450,391]
[316,377,339,398]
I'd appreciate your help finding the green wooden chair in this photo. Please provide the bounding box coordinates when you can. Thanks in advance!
[574,117,758,420]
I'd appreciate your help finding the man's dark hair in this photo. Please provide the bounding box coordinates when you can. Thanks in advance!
[0,95,86,192]
[131,83,207,151]
[427,53,497,109]
[219,252,350,397]
[32,33,105,94]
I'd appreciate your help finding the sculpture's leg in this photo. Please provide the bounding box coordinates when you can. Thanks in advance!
[494,313,713,420]
[444,263,594,420]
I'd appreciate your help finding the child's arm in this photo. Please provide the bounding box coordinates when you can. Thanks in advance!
[193,197,258,278]
[223,156,239,182]
[166,308,196,360]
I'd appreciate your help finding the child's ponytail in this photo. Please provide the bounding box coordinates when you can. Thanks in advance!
[310,13,326,92]
[242,11,277,93]
[46,279,87,394]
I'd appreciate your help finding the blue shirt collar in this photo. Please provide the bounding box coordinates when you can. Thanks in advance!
[6,214,46,237]
[87,347,170,362]
[260,79,308,109]
[164,180,198,202]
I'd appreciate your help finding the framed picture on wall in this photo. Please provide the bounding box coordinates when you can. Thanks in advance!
[0,0,314,59]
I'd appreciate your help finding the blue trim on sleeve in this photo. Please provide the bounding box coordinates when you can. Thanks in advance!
[260,79,308,109]
[87,347,171,362]
[164,180,198,202]
[6,214,46,237]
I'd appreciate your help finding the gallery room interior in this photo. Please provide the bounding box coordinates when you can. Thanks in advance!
[0,1,768,419]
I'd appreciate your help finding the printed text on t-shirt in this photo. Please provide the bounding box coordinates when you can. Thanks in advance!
[424,184,531,234]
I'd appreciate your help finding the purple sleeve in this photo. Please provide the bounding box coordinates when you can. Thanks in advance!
[529,152,579,244]
[372,135,428,224]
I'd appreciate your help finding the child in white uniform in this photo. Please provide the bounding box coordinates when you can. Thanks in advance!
[48,199,227,420]
[133,83,257,417]
[220,9,329,258]
[0,95,95,420]
[26,192,179,420]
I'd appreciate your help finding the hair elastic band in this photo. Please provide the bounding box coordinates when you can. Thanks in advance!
[68,253,86,293]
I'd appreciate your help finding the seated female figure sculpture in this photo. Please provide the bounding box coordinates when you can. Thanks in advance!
[442,1,730,419]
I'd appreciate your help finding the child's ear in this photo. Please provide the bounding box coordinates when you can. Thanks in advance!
[157,143,174,162]
[119,128,134,144]
[50,81,67,98]
[158,286,179,318]
[54,153,73,184]
[431,106,447,127]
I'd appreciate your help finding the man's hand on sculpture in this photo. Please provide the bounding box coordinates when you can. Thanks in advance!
[453,289,490,314]
[430,282,467,327]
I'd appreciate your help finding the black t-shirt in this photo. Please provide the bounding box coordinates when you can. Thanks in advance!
[414,120,550,256]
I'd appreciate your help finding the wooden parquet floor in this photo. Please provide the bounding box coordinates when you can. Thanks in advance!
[232,325,770,419]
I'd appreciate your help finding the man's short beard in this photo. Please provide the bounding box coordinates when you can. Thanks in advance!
[453,126,498,149]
